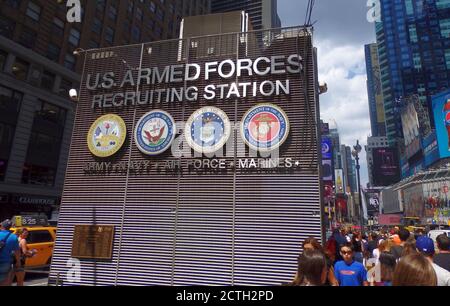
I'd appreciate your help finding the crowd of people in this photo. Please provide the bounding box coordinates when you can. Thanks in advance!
[292,227,450,286]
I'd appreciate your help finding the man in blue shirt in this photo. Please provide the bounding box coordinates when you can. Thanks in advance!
[0,219,20,286]
[334,243,368,286]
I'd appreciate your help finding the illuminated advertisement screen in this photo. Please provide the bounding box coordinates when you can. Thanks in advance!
[372,148,400,186]
[432,90,450,159]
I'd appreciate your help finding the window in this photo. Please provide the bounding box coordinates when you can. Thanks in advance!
[93,18,102,35]
[64,54,76,71]
[150,1,156,13]
[105,27,115,43]
[47,43,61,62]
[6,0,21,9]
[440,18,450,38]
[59,79,72,97]
[12,58,29,81]
[136,7,143,22]
[26,2,41,21]
[0,85,23,181]
[22,101,66,186]
[52,18,65,36]
[69,28,81,46]
[109,5,118,21]
[40,71,55,91]
[131,26,141,42]
[88,40,100,49]
[27,230,54,244]
[19,27,37,49]
[0,50,7,72]
[0,16,16,39]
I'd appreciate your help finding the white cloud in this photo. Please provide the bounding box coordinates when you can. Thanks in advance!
[316,40,371,185]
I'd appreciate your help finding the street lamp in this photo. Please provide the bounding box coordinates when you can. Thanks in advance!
[352,140,364,232]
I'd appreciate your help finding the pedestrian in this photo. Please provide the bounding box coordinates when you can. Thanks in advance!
[401,238,417,258]
[292,237,339,286]
[334,243,368,286]
[14,228,36,286]
[375,252,396,286]
[351,232,364,263]
[390,228,411,261]
[415,236,450,286]
[393,253,437,286]
[294,249,328,286]
[367,233,378,257]
[434,234,450,272]
[373,239,390,265]
[333,228,347,261]
[0,220,20,286]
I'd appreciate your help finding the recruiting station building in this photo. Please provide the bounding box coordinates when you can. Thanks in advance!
[49,26,324,286]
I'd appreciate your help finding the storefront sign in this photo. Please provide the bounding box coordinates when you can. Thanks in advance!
[12,195,58,206]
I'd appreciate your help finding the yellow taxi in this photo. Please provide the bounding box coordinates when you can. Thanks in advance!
[10,216,57,269]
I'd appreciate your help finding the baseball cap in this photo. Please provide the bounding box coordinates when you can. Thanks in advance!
[0,219,12,230]
[416,236,435,255]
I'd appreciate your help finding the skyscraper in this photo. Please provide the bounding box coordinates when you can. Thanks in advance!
[211,0,281,31]
[365,43,386,137]
[376,0,450,147]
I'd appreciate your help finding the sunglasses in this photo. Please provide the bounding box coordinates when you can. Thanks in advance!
[341,250,353,255]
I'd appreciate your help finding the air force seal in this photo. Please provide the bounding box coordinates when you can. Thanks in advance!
[135,110,176,156]
[241,104,290,152]
[87,114,126,158]
[185,106,231,154]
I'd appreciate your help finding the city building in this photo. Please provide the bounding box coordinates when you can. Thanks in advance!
[375,0,450,144]
[341,145,357,193]
[365,43,386,137]
[0,0,211,220]
[211,0,281,31]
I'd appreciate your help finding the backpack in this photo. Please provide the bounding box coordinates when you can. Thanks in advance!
[0,232,12,252]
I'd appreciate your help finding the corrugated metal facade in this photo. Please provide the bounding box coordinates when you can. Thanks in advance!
[49,27,324,286]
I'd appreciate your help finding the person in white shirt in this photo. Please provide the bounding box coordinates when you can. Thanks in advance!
[416,236,450,286]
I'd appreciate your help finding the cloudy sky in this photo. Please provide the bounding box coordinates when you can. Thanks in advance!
[278,0,376,185]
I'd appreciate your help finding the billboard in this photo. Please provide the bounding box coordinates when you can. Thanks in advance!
[322,159,333,181]
[432,90,450,159]
[401,103,421,159]
[372,148,400,186]
[335,169,344,194]
[364,189,381,216]
[321,137,332,159]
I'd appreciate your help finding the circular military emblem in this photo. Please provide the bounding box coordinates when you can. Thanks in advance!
[134,110,176,156]
[322,142,330,155]
[241,104,290,152]
[87,114,126,158]
[185,106,231,154]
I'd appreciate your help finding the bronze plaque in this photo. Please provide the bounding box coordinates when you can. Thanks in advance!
[71,225,114,260]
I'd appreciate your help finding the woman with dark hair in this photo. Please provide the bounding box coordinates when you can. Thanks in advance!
[401,237,417,258]
[298,237,339,286]
[393,253,437,286]
[352,232,364,263]
[375,252,396,286]
[295,249,328,286]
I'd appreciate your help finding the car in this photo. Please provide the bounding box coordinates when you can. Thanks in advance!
[428,229,450,246]
[10,215,57,270]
